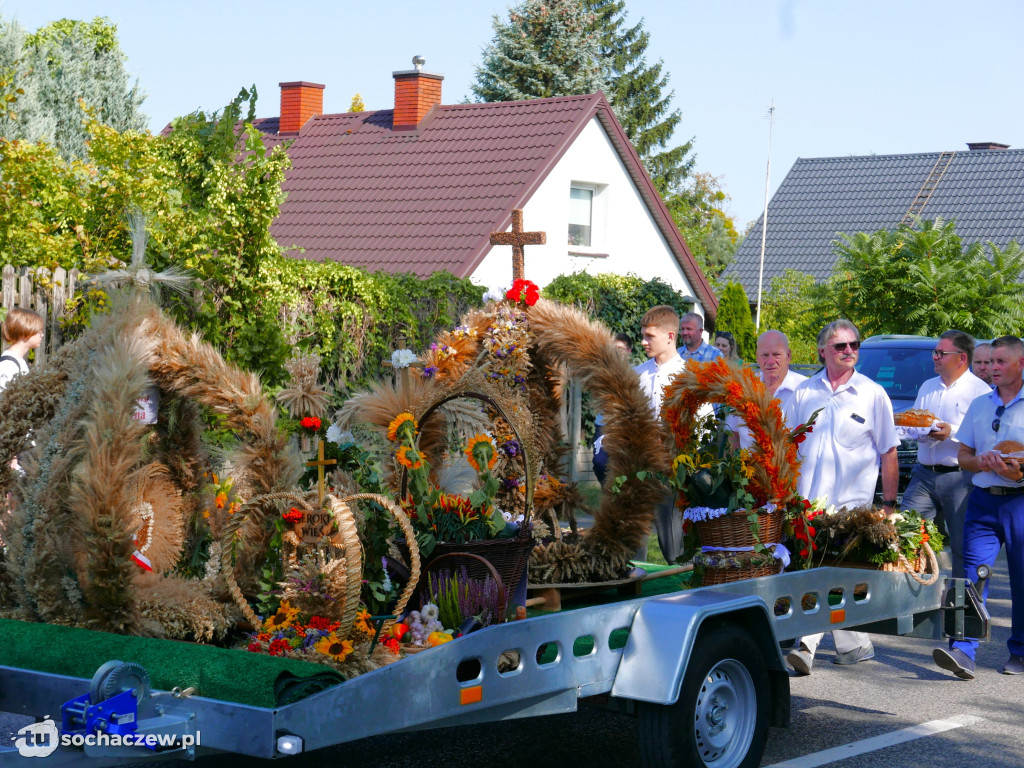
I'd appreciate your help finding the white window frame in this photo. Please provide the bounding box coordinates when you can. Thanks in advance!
[567,181,607,256]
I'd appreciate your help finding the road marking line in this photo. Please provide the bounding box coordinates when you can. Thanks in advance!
[762,714,983,768]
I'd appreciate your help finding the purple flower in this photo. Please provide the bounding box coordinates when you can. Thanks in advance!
[503,476,523,491]
[503,440,520,457]
[422,366,438,379]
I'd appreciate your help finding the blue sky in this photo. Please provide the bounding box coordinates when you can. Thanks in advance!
[2,0,1022,228]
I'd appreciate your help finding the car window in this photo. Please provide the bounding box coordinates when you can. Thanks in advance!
[857,346,933,403]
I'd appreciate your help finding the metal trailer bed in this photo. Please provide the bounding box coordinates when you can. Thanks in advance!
[0,566,987,768]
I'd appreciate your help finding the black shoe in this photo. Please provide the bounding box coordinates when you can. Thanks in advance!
[933,647,975,680]
[1001,654,1024,675]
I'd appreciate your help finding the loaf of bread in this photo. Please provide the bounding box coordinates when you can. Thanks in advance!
[994,440,1024,454]
[894,409,937,427]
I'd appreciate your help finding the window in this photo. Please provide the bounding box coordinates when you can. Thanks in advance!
[568,186,594,247]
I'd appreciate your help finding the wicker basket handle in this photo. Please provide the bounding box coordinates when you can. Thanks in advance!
[399,390,533,520]
[421,551,506,601]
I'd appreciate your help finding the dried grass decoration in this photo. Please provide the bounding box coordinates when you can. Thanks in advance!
[0,291,301,637]
[661,358,807,577]
[125,463,186,573]
[340,294,668,585]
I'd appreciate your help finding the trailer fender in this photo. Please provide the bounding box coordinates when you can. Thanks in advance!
[611,590,788,710]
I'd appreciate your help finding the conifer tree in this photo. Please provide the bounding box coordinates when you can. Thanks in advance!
[582,0,693,194]
[472,0,605,103]
[715,281,757,361]
[0,15,145,161]
[349,93,365,112]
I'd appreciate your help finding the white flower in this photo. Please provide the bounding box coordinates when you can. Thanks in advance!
[391,349,418,369]
[513,514,525,524]
[421,603,439,623]
[325,424,353,445]
[682,506,731,522]
[502,510,512,522]
[483,286,506,303]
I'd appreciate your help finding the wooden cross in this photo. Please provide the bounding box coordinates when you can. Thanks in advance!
[305,439,337,506]
[489,208,546,283]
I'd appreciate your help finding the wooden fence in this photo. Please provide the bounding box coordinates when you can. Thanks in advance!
[1,265,81,366]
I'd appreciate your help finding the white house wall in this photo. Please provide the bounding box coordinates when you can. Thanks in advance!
[471,116,703,317]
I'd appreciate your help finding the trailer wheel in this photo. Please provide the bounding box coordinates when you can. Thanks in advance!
[638,624,770,768]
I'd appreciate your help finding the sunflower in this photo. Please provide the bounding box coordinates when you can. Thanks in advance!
[262,600,300,632]
[353,608,376,638]
[314,632,354,662]
[396,445,423,470]
[387,412,418,442]
[465,433,497,472]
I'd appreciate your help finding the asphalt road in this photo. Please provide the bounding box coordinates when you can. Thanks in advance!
[4,555,1021,768]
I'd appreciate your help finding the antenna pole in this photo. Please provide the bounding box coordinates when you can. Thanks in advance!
[755,101,775,331]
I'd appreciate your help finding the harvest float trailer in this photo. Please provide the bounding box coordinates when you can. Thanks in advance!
[0,566,989,768]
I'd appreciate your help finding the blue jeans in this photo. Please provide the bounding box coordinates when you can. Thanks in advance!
[951,487,1024,660]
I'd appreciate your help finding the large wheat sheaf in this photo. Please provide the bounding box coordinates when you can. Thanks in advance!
[0,293,299,635]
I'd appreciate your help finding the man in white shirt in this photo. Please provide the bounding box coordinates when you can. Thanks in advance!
[901,330,991,576]
[972,342,993,386]
[634,305,687,561]
[785,319,900,675]
[730,330,807,449]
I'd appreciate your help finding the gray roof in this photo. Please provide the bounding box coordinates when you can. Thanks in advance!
[727,146,1024,299]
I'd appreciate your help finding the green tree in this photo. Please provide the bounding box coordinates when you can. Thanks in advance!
[758,269,819,364]
[667,172,739,280]
[0,15,146,161]
[582,0,693,194]
[819,217,1024,338]
[715,281,757,361]
[349,93,365,112]
[472,0,605,103]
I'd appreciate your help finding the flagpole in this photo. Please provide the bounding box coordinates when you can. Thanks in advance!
[755,100,775,330]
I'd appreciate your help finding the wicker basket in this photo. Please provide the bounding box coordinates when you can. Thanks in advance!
[702,560,784,585]
[694,508,785,550]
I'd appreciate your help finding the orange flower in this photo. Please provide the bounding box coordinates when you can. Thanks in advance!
[465,434,497,472]
[387,412,418,442]
[396,445,423,470]
[215,492,227,509]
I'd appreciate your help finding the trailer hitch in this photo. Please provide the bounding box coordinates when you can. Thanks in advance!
[942,566,991,642]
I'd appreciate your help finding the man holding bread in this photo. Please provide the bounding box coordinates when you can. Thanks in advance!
[900,330,991,576]
[934,335,1024,679]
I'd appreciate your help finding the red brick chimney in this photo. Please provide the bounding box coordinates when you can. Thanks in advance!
[393,56,443,131]
[279,81,324,134]
[967,141,1009,151]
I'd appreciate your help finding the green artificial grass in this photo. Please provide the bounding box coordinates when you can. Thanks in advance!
[0,619,342,708]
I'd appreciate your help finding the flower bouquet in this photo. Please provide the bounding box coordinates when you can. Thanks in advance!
[388,408,535,599]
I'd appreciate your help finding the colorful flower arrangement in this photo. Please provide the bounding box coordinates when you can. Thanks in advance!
[246,601,402,667]
[387,412,511,557]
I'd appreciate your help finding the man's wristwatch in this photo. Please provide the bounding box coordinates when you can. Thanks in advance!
[881,498,898,508]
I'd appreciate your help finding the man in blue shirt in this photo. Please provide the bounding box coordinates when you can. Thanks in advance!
[933,335,1024,679]
[678,312,723,363]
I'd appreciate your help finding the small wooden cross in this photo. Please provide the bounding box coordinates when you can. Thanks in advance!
[305,439,337,506]
[489,208,546,283]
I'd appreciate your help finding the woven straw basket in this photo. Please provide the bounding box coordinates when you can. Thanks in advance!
[695,509,786,585]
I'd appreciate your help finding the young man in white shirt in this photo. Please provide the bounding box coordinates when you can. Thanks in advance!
[785,319,900,674]
[901,330,991,576]
[634,305,686,561]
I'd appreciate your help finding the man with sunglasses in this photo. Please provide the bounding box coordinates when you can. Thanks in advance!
[901,330,991,577]
[784,319,900,675]
[934,335,1024,679]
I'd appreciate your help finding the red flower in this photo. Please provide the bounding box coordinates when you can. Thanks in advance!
[300,416,322,431]
[308,615,331,631]
[247,642,261,653]
[268,638,290,657]
[506,279,540,306]
[282,508,303,524]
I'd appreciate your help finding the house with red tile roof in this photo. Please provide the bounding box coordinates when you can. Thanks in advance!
[253,59,717,320]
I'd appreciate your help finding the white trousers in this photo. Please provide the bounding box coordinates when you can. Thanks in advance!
[800,630,870,655]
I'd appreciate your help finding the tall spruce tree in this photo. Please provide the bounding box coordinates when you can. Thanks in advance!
[583,0,693,194]
[0,15,146,161]
[472,0,606,103]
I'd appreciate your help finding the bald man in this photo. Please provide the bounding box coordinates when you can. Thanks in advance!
[729,330,808,449]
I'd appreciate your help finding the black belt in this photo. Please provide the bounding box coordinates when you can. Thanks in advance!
[920,464,961,474]
[981,485,1024,496]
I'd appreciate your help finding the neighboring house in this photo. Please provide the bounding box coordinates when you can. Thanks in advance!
[728,142,1024,302]
[250,59,717,321]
